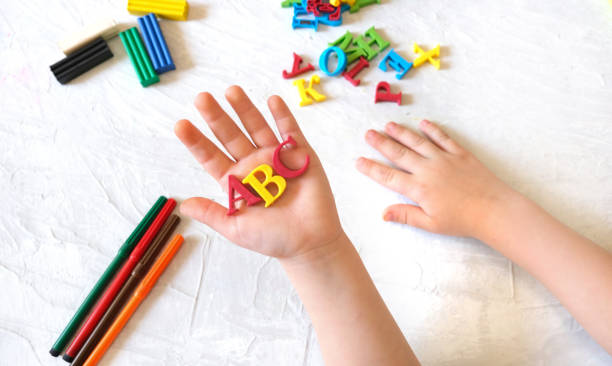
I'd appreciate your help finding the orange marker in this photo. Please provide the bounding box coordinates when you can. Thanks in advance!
[83,234,184,366]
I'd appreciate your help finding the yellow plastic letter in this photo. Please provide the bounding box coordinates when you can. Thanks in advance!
[242,164,287,207]
[413,43,440,70]
[293,75,327,107]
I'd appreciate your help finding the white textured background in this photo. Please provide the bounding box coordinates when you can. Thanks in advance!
[1,0,612,365]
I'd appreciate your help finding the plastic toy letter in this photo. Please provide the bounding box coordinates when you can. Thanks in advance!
[273,136,310,178]
[413,43,441,70]
[319,46,348,77]
[350,0,380,13]
[283,52,315,79]
[343,56,369,86]
[353,27,390,60]
[294,75,327,107]
[227,175,262,215]
[379,49,412,79]
[242,164,287,207]
[329,31,367,65]
[375,81,402,105]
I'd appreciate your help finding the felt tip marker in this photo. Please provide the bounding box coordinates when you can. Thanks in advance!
[62,198,176,362]
[49,196,166,357]
[70,214,180,366]
[84,234,185,366]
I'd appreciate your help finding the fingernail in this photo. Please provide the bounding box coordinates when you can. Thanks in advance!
[421,120,431,126]
[383,211,394,221]
[365,130,376,139]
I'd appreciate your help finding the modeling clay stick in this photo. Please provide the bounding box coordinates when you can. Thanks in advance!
[128,0,189,21]
[50,37,113,84]
[119,27,159,87]
[137,13,175,74]
[59,17,120,55]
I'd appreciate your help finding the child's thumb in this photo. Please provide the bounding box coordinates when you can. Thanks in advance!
[180,197,237,239]
[383,204,435,232]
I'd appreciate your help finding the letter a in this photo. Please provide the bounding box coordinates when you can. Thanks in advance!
[227,175,262,215]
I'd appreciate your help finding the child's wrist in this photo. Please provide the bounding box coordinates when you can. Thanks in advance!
[279,231,352,270]
[472,188,531,244]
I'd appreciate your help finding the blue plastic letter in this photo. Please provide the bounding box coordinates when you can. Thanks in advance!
[319,46,347,77]
[378,49,412,80]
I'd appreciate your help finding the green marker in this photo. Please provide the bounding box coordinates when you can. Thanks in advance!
[49,196,167,357]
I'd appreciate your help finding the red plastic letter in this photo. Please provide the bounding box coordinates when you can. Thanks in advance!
[282,53,315,79]
[273,136,310,178]
[227,175,262,215]
[343,56,370,86]
[374,81,402,105]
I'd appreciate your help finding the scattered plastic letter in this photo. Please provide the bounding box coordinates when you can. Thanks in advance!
[353,26,390,60]
[283,53,315,79]
[293,75,326,107]
[374,81,402,105]
[413,43,440,70]
[319,46,347,77]
[379,49,412,79]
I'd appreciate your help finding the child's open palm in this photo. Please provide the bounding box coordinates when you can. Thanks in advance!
[175,86,343,259]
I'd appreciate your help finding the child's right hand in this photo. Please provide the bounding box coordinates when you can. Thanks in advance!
[357,120,518,239]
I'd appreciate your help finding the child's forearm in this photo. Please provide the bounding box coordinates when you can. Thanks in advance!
[478,191,612,353]
[280,233,420,366]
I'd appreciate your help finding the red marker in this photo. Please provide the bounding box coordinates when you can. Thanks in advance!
[62,199,176,362]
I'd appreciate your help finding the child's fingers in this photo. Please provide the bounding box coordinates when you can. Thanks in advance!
[180,197,238,242]
[194,92,256,160]
[356,157,412,196]
[225,86,279,148]
[174,119,234,182]
[383,204,436,232]
[267,95,309,148]
[384,122,439,158]
[419,120,463,154]
[365,130,423,173]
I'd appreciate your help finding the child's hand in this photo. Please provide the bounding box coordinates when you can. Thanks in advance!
[175,86,344,260]
[357,120,516,238]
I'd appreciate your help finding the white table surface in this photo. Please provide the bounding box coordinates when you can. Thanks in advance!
[1,0,612,365]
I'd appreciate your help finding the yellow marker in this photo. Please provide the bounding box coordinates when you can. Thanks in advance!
[413,43,440,70]
[293,75,326,107]
[242,164,287,207]
[127,0,189,21]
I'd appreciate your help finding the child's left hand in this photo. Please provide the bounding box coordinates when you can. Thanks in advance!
[175,86,344,261]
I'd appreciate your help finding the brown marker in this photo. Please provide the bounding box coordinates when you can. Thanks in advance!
[70,214,181,366]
